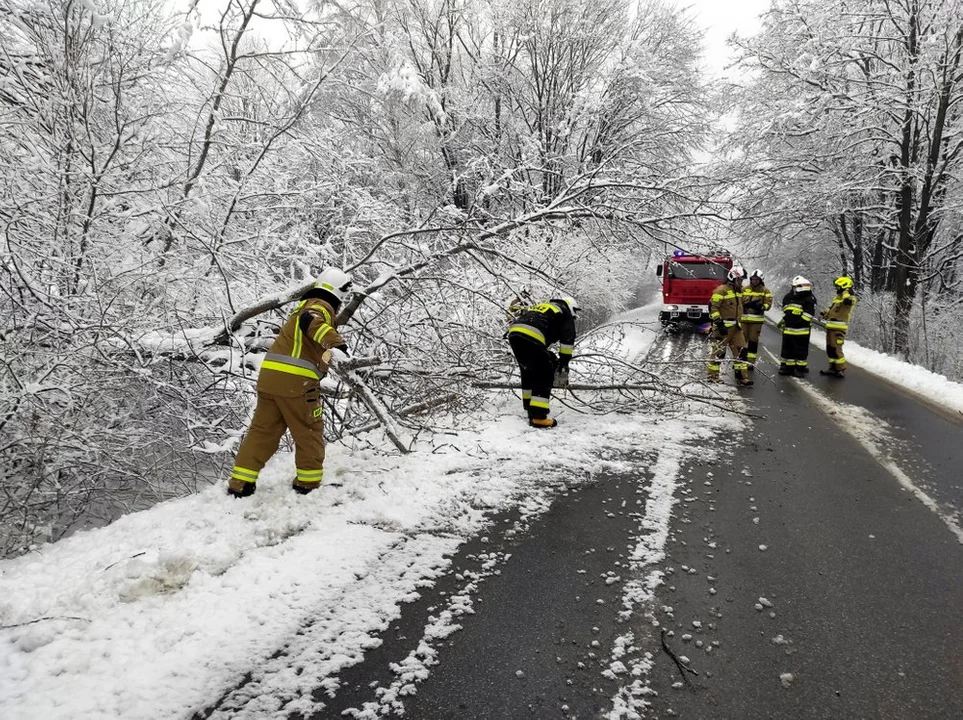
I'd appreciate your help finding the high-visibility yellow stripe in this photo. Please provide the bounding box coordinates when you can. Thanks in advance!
[297,468,324,481]
[508,325,546,345]
[231,466,259,481]
[530,396,550,409]
[261,359,320,379]
[313,324,334,344]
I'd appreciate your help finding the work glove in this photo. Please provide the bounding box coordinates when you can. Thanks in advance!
[714,320,727,335]
[553,370,570,389]
[776,319,786,330]
[327,344,350,370]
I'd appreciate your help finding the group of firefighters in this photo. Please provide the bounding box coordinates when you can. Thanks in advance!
[224,263,858,497]
[707,267,858,385]
[504,268,859,428]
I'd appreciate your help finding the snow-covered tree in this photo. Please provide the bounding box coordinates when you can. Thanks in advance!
[724,0,963,357]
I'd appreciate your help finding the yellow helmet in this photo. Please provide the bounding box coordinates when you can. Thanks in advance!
[834,275,853,290]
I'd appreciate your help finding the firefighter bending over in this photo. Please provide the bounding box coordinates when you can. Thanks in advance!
[708,266,753,387]
[507,296,580,428]
[778,275,816,377]
[740,269,773,379]
[227,268,352,498]
[819,275,857,378]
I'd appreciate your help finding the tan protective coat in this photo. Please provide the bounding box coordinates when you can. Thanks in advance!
[230,297,345,491]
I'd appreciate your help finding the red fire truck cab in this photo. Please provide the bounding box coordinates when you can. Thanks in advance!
[656,249,733,333]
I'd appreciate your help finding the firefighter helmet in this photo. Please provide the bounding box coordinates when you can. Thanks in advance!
[558,296,581,315]
[792,275,812,292]
[315,267,353,303]
[749,269,764,282]
[727,266,746,283]
[834,275,853,290]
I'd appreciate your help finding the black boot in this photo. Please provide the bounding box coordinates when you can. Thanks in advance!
[778,365,794,376]
[227,480,256,498]
[292,480,320,495]
[735,370,754,387]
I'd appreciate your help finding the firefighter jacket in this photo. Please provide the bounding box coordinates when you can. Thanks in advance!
[822,290,857,330]
[741,282,773,323]
[258,292,345,397]
[508,300,577,366]
[781,290,816,334]
[709,282,743,328]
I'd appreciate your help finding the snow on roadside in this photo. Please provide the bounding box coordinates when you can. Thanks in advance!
[764,306,963,416]
[0,300,742,720]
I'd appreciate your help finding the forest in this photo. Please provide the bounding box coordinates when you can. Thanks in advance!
[1,0,961,557]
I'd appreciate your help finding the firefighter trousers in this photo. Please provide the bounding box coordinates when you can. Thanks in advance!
[780,330,811,370]
[707,326,748,378]
[741,321,764,368]
[825,329,847,370]
[509,334,556,419]
[231,386,325,487]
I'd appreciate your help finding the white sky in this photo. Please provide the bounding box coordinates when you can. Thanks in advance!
[685,0,772,78]
[2,296,962,718]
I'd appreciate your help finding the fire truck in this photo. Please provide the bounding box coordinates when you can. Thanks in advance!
[656,249,734,333]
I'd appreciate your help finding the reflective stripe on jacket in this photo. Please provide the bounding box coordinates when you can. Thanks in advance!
[822,290,857,330]
[781,289,816,332]
[508,300,576,357]
[740,283,773,323]
[709,283,743,327]
[258,297,345,397]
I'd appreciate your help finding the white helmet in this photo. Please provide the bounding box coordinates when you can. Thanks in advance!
[727,266,746,283]
[749,269,764,282]
[791,275,812,292]
[558,296,580,315]
[315,267,353,303]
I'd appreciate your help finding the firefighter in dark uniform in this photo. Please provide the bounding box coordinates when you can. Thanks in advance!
[778,275,816,377]
[507,296,580,427]
[819,275,857,377]
[227,268,352,497]
[740,269,773,378]
[708,266,752,387]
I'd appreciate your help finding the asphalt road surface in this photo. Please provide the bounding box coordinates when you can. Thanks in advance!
[203,327,963,720]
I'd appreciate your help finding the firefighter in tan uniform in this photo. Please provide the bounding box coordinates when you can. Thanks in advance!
[708,266,752,387]
[819,275,857,378]
[740,269,773,378]
[227,268,352,497]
